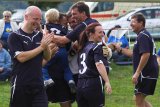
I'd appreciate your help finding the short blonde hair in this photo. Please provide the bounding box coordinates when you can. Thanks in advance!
[45,8,59,23]
[3,10,12,17]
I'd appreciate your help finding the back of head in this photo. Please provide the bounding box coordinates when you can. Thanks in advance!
[45,8,59,23]
[59,12,68,27]
[71,1,90,18]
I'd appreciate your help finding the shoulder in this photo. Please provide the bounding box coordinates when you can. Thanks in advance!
[0,19,4,23]
[139,29,151,38]
[83,18,98,26]
[93,43,102,51]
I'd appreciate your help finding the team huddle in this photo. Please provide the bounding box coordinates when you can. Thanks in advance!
[7,1,158,107]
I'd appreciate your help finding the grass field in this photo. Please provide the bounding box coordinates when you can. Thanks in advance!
[1,41,160,107]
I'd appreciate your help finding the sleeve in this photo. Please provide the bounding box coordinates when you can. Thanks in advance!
[138,35,151,54]
[66,23,86,42]
[8,32,23,58]
[4,50,11,68]
[93,45,105,63]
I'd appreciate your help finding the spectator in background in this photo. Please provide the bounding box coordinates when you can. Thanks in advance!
[0,10,19,50]
[107,25,131,63]
[0,40,12,81]
[107,25,129,48]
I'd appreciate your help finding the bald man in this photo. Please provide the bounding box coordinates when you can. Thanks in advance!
[8,6,54,107]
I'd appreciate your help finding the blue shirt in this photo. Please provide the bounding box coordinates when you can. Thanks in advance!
[107,35,129,48]
[157,49,160,56]
[1,22,12,42]
[0,48,11,69]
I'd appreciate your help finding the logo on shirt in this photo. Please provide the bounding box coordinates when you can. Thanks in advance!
[23,41,28,45]
[36,42,41,45]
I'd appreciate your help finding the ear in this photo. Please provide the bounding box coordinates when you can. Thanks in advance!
[82,11,86,16]
[24,14,28,20]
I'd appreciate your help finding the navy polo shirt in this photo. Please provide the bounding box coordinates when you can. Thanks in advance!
[78,41,109,79]
[45,23,68,36]
[133,28,159,78]
[8,28,44,86]
[66,18,98,42]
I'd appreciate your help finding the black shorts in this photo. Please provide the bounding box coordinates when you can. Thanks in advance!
[134,76,157,95]
[46,79,74,103]
[77,77,105,107]
[10,85,48,107]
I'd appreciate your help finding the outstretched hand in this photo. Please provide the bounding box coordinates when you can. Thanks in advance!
[41,25,54,50]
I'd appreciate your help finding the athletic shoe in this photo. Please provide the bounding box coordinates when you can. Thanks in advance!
[44,79,54,89]
[68,80,76,94]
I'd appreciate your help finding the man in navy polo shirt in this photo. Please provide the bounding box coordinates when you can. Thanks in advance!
[54,1,98,44]
[115,13,159,107]
[8,6,54,107]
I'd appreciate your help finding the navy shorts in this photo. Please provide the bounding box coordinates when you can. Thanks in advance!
[77,77,105,107]
[46,79,74,103]
[10,85,48,107]
[134,76,157,95]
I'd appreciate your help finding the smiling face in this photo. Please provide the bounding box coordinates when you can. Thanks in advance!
[3,11,12,22]
[130,18,143,34]
[130,14,145,34]
[71,7,84,24]
[91,26,104,43]
[24,6,42,32]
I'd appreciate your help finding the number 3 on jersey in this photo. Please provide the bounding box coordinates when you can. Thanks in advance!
[79,53,87,74]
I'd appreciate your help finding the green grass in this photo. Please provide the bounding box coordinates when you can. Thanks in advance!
[1,64,160,107]
[1,41,160,107]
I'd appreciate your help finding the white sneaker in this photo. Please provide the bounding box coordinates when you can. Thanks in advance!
[68,80,76,94]
[44,79,54,88]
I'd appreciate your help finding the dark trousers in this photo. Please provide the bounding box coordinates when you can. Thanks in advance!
[0,68,12,81]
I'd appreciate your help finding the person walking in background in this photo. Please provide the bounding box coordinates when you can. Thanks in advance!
[8,6,55,107]
[0,10,19,50]
[77,23,112,107]
[0,40,12,81]
[115,13,159,107]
